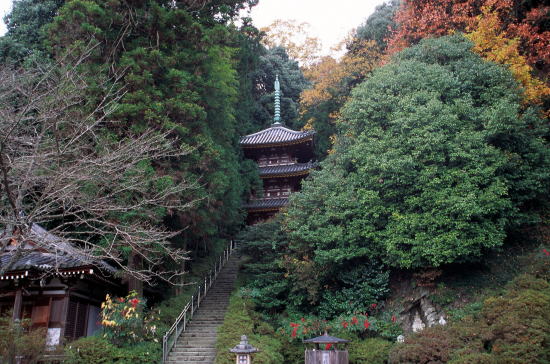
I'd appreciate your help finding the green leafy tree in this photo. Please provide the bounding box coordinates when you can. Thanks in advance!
[42,0,258,267]
[0,0,65,65]
[354,0,399,52]
[283,35,549,307]
[239,218,292,312]
[251,46,309,131]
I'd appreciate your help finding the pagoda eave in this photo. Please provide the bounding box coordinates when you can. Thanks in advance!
[246,206,284,213]
[260,170,311,179]
[241,137,314,149]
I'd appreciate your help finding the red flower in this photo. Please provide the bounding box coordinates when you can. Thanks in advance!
[290,322,300,338]
[351,316,358,324]
[364,320,370,329]
[341,321,348,329]
[118,297,125,303]
[543,249,550,256]
[301,317,306,322]
[371,303,377,309]
[130,298,140,308]
[325,343,332,350]
[291,330,297,338]
[392,315,397,322]
[290,322,300,328]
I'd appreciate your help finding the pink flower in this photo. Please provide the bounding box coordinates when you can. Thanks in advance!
[543,249,550,256]
[301,317,306,322]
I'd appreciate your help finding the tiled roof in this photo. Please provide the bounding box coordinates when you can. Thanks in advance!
[0,251,113,273]
[240,123,314,147]
[0,224,117,276]
[244,198,288,211]
[259,162,316,177]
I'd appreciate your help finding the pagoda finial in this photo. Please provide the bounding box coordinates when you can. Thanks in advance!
[273,74,281,125]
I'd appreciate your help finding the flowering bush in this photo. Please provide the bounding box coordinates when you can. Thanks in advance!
[100,291,158,345]
[281,308,401,341]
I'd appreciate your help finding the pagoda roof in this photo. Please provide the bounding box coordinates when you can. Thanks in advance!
[259,162,316,178]
[240,123,314,148]
[244,197,288,212]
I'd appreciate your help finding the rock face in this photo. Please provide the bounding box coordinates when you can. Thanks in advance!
[399,288,446,334]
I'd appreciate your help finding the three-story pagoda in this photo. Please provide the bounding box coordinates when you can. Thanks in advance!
[241,76,316,224]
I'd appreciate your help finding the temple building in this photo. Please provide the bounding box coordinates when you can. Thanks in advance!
[0,224,123,345]
[241,76,316,224]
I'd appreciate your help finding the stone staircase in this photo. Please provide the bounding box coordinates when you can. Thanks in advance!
[166,253,239,364]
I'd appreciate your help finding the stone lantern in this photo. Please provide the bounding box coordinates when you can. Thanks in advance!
[303,332,350,364]
[230,335,259,364]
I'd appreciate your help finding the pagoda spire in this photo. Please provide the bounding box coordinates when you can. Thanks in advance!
[273,74,281,125]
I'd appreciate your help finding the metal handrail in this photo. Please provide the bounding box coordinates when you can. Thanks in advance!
[162,240,237,363]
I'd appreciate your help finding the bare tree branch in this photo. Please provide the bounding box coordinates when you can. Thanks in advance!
[0,48,197,286]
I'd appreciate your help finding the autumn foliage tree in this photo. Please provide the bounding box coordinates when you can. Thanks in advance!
[465,7,550,106]
[260,19,322,67]
[387,0,550,71]
[300,40,383,155]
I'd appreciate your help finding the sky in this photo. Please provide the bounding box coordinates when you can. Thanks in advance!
[248,0,386,55]
[0,0,11,35]
[0,0,386,52]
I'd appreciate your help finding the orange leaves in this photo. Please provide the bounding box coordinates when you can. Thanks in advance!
[387,0,550,72]
[466,7,550,105]
[300,40,382,129]
[386,0,549,109]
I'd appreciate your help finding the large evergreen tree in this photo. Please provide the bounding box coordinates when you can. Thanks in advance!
[0,0,261,282]
[277,35,549,314]
[0,0,65,64]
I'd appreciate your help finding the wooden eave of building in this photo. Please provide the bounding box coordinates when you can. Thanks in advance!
[240,124,315,149]
[244,197,288,212]
[259,162,316,179]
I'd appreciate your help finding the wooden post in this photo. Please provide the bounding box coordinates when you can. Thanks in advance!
[12,288,22,321]
[59,294,70,339]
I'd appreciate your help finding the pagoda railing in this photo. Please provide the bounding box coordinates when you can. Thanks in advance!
[162,240,237,363]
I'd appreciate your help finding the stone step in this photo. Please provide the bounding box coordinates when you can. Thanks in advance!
[184,328,222,333]
[171,348,216,353]
[169,355,216,360]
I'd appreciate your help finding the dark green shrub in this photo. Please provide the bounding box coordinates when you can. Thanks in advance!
[65,337,161,364]
[65,337,120,364]
[349,337,393,364]
[448,353,498,364]
[389,325,461,364]
[0,314,47,364]
[215,294,283,364]
[116,342,161,364]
